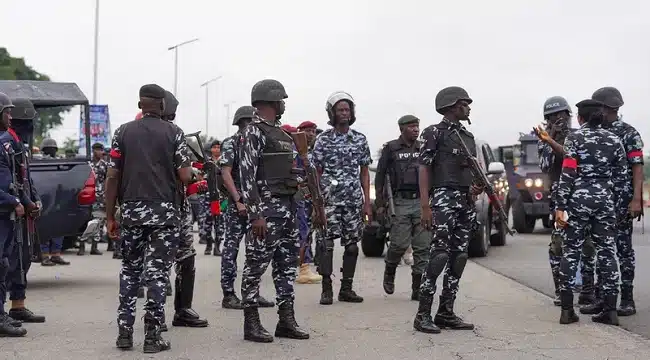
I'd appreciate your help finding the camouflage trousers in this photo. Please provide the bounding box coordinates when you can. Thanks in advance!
[615,217,635,290]
[198,194,215,245]
[117,225,179,331]
[549,227,595,289]
[559,197,619,297]
[420,188,475,298]
[85,208,105,244]
[241,196,299,308]
[221,202,248,294]
[323,204,363,247]
[386,197,431,275]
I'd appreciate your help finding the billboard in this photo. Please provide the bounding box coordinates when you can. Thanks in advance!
[79,105,111,155]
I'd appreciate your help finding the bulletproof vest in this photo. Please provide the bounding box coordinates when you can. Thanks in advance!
[117,116,181,205]
[386,138,420,192]
[429,121,476,191]
[255,122,298,196]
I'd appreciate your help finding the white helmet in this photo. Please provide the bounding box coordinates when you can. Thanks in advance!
[325,91,356,126]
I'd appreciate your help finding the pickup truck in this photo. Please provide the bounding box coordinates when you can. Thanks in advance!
[361,138,509,258]
[0,80,96,251]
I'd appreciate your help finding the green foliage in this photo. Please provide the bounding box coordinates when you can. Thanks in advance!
[62,137,78,155]
[0,48,71,140]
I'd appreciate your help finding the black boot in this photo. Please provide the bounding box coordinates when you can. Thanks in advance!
[258,295,275,308]
[243,307,273,343]
[593,294,619,325]
[165,279,172,297]
[90,241,102,255]
[578,273,596,305]
[106,239,115,252]
[339,279,364,303]
[213,241,222,256]
[173,260,209,327]
[143,317,171,353]
[559,291,579,324]
[0,314,27,337]
[383,263,397,295]
[433,295,474,330]
[50,255,70,265]
[8,308,45,323]
[222,293,244,309]
[77,242,85,256]
[274,301,309,339]
[115,327,133,349]
[204,243,213,255]
[617,286,636,316]
[413,294,440,334]
[411,273,422,301]
[320,277,334,305]
[580,297,603,314]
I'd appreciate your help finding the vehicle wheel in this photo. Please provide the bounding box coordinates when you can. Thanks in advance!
[512,198,536,233]
[361,223,385,257]
[541,216,551,229]
[469,221,489,258]
[490,219,507,246]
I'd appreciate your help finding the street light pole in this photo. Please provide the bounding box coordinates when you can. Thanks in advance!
[91,0,100,104]
[167,38,199,97]
[224,101,236,137]
[199,76,223,137]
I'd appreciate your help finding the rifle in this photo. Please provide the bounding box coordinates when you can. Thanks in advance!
[291,131,326,230]
[385,175,396,217]
[6,146,25,285]
[185,131,221,216]
[450,129,515,236]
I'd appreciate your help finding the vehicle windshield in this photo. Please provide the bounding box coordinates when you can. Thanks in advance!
[521,142,539,165]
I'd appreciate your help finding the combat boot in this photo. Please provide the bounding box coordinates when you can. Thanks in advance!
[204,243,213,255]
[90,241,102,255]
[413,294,440,334]
[578,274,596,305]
[8,307,45,323]
[50,255,70,265]
[559,291,579,324]
[222,293,244,309]
[617,286,636,316]
[0,314,27,337]
[411,273,422,301]
[115,327,133,349]
[243,307,273,343]
[551,272,561,306]
[320,277,334,305]
[77,242,85,256]
[592,295,619,326]
[275,301,309,339]
[143,318,171,353]
[213,240,222,256]
[173,265,209,327]
[297,264,322,284]
[257,295,275,308]
[383,263,397,295]
[580,298,603,314]
[433,295,474,330]
[339,279,364,303]
[106,239,115,252]
[41,257,55,266]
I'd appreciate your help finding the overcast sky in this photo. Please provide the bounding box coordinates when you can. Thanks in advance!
[4,0,649,156]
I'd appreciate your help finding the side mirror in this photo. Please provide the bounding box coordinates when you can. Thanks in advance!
[487,161,505,175]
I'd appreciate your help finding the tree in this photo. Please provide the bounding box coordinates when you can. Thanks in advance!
[62,137,78,155]
[0,48,71,142]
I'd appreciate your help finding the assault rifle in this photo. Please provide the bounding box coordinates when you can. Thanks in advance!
[450,129,515,236]
[291,131,326,230]
[6,145,25,285]
[384,175,396,217]
[185,131,221,216]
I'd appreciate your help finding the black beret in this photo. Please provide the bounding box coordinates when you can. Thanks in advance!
[397,114,419,126]
[575,99,604,109]
[92,142,105,150]
[139,84,166,99]
[210,139,221,147]
[163,90,179,116]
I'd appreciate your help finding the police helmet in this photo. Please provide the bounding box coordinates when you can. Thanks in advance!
[325,91,356,126]
[592,87,624,109]
[163,90,179,117]
[434,86,472,115]
[251,79,288,105]
[543,96,571,116]
[41,138,58,150]
[0,92,15,114]
[232,105,256,125]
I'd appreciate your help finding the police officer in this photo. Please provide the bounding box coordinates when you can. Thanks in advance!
[534,97,596,306]
[555,99,625,326]
[413,86,479,334]
[312,91,372,305]
[2,97,45,324]
[197,145,217,255]
[209,139,224,256]
[589,87,643,317]
[40,138,59,158]
[239,79,309,343]
[89,142,113,257]
[159,90,208,329]
[0,93,28,336]
[376,115,431,301]
[106,84,191,353]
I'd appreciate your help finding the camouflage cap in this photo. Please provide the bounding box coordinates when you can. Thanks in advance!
[397,115,419,126]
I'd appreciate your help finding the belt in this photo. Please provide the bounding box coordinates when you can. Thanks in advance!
[396,191,418,199]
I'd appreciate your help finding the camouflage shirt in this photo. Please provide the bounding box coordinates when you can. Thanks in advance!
[602,119,644,199]
[312,127,372,207]
[109,121,190,227]
[218,132,243,192]
[92,158,108,207]
[556,124,628,212]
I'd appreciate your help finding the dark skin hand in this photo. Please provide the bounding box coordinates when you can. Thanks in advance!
[221,166,247,217]
[252,218,267,239]
[15,202,25,217]
[105,168,120,239]
[418,164,433,230]
[361,166,371,222]
[629,164,643,218]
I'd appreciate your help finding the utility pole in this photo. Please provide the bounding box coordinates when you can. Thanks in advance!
[199,76,223,137]
[167,38,199,97]
[224,101,236,137]
[91,0,100,104]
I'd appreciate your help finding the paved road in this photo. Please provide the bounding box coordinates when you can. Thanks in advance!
[474,214,650,339]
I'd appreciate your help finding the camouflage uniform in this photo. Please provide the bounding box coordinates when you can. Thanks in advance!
[84,158,108,255]
[556,112,627,324]
[311,127,371,302]
[197,191,215,248]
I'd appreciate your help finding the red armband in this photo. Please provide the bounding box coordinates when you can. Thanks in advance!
[627,150,643,159]
[186,180,207,195]
[109,148,121,159]
[562,158,577,169]
[192,161,204,169]
[210,201,221,216]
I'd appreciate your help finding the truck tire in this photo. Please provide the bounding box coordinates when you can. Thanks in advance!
[469,221,489,258]
[541,216,552,229]
[490,211,507,247]
[512,198,536,233]
[361,223,385,257]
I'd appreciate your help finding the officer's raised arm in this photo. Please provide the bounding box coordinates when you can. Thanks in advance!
[555,132,578,213]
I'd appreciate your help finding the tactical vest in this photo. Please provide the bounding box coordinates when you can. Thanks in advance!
[429,121,476,191]
[387,139,420,192]
[256,122,298,196]
[118,117,181,205]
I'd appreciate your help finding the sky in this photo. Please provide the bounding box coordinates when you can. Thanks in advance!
[3,0,650,158]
